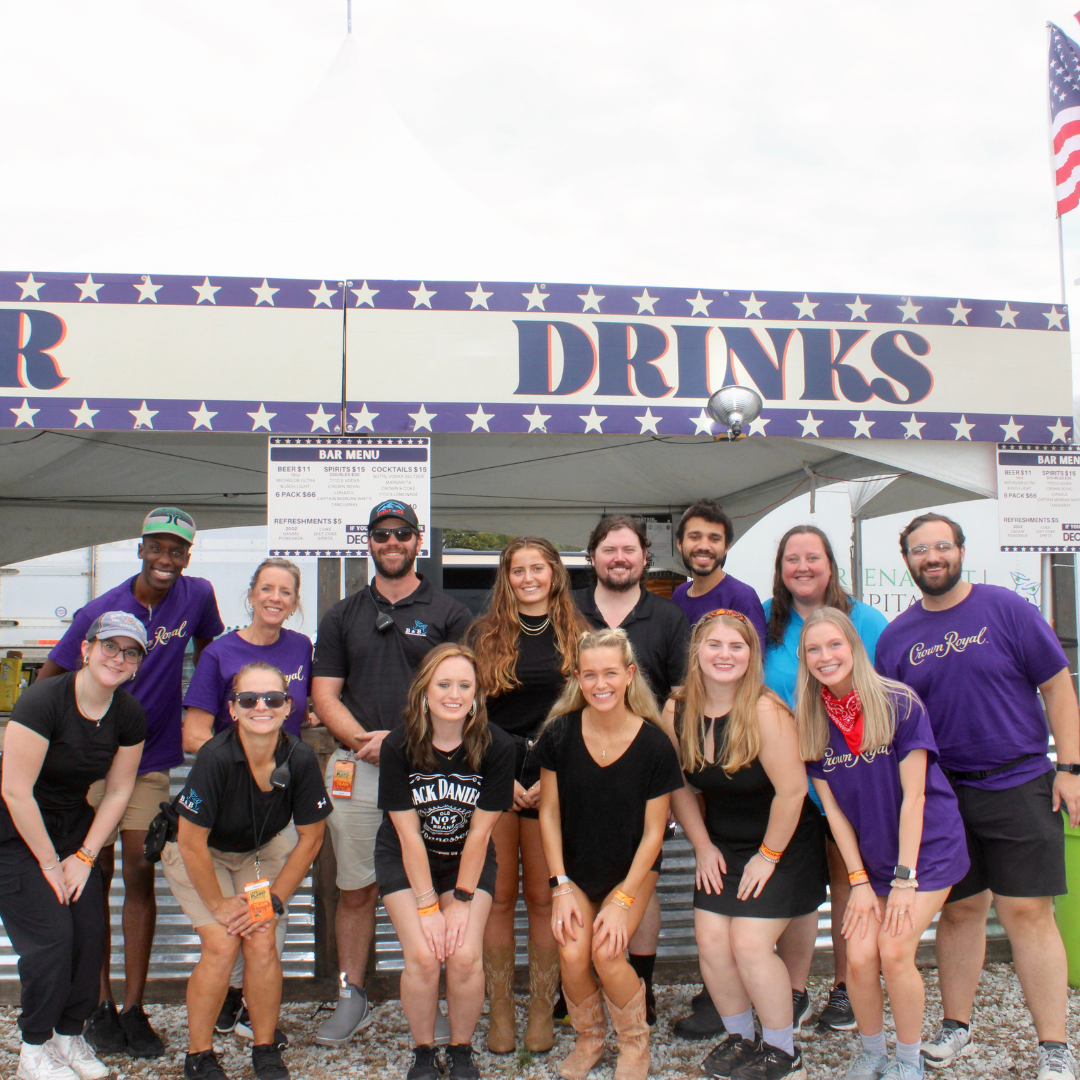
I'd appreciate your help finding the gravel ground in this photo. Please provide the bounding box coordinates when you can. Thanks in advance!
[0,964,1074,1078]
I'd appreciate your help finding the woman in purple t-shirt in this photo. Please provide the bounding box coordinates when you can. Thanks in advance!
[795,607,968,1080]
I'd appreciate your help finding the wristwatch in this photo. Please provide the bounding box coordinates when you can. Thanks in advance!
[453,887,474,903]
[270,893,285,917]
[549,875,570,889]
[892,864,914,880]
[1056,763,1080,775]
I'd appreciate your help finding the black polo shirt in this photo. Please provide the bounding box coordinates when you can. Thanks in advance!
[572,586,690,707]
[176,729,332,853]
[312,575,473,732]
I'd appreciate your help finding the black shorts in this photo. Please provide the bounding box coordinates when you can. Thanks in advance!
[373,821,498,899]
[947,769,1066,902]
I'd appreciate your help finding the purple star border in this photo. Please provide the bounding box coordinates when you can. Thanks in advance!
[0,272,1068,331]
[0,397,1072,444]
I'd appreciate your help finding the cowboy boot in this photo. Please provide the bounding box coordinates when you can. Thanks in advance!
[605,979,650,1080]
[558,987,607,1080]
[524,941,561,1052]
[482,944,517,1054]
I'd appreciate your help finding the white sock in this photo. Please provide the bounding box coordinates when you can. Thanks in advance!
[720,1009,755,1043]
[896,1038,922,1067]
[861,1030,887,1058]
[21,1041,46,1056]
[762,1024,795,1057]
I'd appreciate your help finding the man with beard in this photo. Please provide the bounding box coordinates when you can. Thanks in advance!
[310,500,472,1048]
[671,499,766,645]
[875,513,1080,1080]
[570,513,690,1030]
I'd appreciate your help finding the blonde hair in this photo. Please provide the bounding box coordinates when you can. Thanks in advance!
[672,611,786,773]
[794,606,918,760]
[544,628,660,729]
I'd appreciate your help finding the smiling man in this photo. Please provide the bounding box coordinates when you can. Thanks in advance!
[38,506,224,1058]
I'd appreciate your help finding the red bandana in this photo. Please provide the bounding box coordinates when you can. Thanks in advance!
[821,687,864,756]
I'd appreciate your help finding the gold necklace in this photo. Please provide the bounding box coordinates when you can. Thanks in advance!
[518,613,551,636]
[586,711,633,759]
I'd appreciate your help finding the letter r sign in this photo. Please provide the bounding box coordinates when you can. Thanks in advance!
[0,309,68,389]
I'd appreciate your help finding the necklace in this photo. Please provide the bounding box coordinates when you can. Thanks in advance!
[74,670,113,728]
[585,712,633,759]
[518,613,551,636]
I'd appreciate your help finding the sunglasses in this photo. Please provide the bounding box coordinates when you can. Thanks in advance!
[369,527,418,543]
[232,691,291,710]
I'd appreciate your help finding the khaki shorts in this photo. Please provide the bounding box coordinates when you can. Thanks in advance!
[324,749,381,891]
[86,770,171,847]
[161,827,295,930]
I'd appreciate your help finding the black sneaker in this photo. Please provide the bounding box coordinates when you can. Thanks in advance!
[730,1042,806,1080]
[252,1043,289,1080]
[215,988,244,1034]
[407,1045,442,1080]
[703,1035,762,1078]
[447,1043,480,1080]
[234,1006,289,1049]
[692,987,711,1011]
[816,983,857,1032]
[791,989,811,1036]
[184,1049,231,1080]
[117,1005,165,1058]
[84,1001,126,1054]
[674,996,726,1040]
[552,992,570,1025]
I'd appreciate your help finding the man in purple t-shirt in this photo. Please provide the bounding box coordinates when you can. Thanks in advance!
[37,507,224,1059]
[876,513,1080,1078]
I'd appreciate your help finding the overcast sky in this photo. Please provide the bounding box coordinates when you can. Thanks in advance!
[2,1,1080,322]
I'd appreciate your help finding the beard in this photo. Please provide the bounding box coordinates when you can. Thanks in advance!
[911,561,963,597]
[596,565,642,593]
[372,546,418,580]
[681,549,725,577]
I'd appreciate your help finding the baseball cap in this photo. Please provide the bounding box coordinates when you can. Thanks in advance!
[368,500,420,530]
[85,611,149,654]
[142,506,197,545]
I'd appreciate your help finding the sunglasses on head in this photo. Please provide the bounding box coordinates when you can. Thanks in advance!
[232,691,290,710]
[369,526,418,543]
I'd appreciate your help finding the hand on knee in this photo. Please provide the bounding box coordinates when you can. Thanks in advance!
[408,950,443,984]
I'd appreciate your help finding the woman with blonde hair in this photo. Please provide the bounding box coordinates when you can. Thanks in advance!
[465,537,587,1053]
[533,628,683,1080]
[796,608,968,1080]
[376,643,515,1080]
[660,610,824,1080]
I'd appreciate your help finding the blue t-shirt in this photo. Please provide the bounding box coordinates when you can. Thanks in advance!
[875,584,1067,790]
[671,573,767,648]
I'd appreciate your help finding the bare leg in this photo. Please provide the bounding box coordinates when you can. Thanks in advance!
[383,890,442,1044]
[775,912,816,991]
[695,909,751,1015]
[827,839,850,984]
[484,812,520,950]
[730,918,793,1030]
[96,843,116,1004]
[444,891,494,1044]
[119,830,155,1010]
[933,890,991,1025]
[627,890,660,955]
[844,897,887,1037]
[187,924,242,1053]
[335,884,378,988]
[519,819,554,948]
[241,923,284,1045]
[995,894,1067,1043]
[592,875,657,1010]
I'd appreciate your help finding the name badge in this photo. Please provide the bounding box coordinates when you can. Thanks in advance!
[245,879,274,923]
[332,757,355,798]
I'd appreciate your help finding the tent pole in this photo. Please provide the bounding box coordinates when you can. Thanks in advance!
[852,513,864,603]
[1043,553,1054,625]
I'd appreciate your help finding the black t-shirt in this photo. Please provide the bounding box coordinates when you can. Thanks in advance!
[0,672,146,853]
[312,576,473,732]
[378,724,515,857]
[485,617,567,741]
[531,711,684,902]
[573,587,690,707]
[176,729,333,853]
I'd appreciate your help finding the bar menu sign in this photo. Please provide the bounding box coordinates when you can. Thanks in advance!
[267,436,431,557]
[997,443,1080,552]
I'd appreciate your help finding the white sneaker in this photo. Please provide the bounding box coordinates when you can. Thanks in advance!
[16,1042,79,1080]
[842,1048,890,1079]
[921,1024,973,1069]
[47,1035,109,1080]
[1038,1042,1078,1080]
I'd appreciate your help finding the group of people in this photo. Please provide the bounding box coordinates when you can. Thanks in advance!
[0,497,1076,1080]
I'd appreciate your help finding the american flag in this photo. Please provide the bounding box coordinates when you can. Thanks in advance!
[1050,23,1080,214]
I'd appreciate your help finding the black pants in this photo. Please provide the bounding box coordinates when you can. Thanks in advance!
[0,841,104,1044]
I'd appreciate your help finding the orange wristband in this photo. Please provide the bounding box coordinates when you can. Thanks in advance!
[75,847,95,867]
[613,889,634,907]
[759,843,783,863]
[848,869,869,886]
[417,902,439,917]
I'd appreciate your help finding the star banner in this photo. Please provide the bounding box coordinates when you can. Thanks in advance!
[0,272,1069,442]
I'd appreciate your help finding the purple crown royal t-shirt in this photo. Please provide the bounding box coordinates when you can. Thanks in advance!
[672,574,768,648]
[182,628,312,738]
[874,584,1067,790]
[806,691,969,895]
[49,574,224,774]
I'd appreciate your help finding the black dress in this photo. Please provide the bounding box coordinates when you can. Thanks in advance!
[678,707,826,919]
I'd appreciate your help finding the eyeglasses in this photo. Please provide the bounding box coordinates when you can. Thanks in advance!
[370,527,417,543]
[907,541,959,558]
[98,639,143,664]
[232,691,290,710]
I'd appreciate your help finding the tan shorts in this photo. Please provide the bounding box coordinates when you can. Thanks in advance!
[161,828,295,930]
[324,749,381,891]
[86,770,172,847]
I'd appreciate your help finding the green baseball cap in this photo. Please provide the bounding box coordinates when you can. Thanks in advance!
[142,506,197,545]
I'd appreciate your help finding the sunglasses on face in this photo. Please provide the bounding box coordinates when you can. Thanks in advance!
[232,691,290,710]
[369,527,418,543]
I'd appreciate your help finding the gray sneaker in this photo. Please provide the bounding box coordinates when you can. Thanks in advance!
[921,1023,972,1069]
[880,1063,924,1079]
[1038,1042,1078,1079]
[842,1049,890,1079]
[314,976,371,1047]
[434,1004,450,1047]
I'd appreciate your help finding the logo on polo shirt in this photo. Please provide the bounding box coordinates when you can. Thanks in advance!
[404,619,429,637]
[179,789,202,814]
[149,619,189,651]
